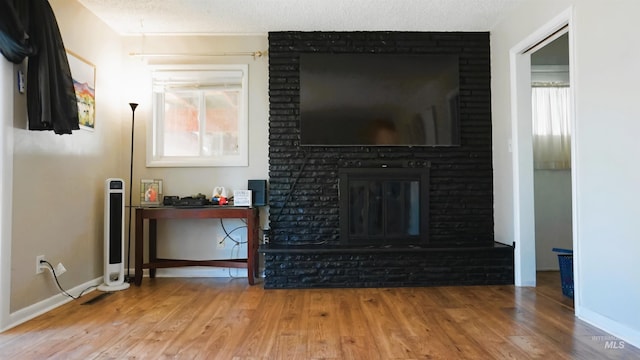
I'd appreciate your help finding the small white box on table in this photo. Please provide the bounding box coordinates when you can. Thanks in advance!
[233,190,252,206]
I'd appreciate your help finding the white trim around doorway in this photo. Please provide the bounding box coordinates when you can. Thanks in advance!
[0,58,14,332]
[508,6,580,311]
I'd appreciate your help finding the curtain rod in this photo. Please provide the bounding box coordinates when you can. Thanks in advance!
[524,24,569,54]
[532,82,569,88]
[129,50,268,59]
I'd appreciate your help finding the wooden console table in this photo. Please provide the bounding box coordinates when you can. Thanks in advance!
[134,206,259,286]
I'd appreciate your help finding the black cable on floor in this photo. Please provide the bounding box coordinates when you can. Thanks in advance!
[40,260,97,300]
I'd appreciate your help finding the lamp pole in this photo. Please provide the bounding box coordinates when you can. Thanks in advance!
[126,103,138,282]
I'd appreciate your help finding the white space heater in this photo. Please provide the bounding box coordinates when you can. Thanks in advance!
[98,178,130,291]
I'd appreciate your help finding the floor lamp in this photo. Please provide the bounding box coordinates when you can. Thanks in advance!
[126,102,138,282]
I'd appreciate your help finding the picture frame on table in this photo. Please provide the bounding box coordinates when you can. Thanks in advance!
[140,179,163,206]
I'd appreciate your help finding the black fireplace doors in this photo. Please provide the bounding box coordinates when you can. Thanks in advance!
[339,166,429,245]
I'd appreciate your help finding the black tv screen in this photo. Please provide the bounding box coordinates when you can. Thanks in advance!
[299,53,460,146]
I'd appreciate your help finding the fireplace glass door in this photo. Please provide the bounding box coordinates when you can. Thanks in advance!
[340,168,429,245]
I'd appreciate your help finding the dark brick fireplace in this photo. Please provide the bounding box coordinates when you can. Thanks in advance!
[261,31,514,288]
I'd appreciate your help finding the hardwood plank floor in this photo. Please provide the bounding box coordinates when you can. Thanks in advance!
[0,272,637,359]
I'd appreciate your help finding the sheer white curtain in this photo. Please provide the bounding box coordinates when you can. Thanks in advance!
[532,86,571,169]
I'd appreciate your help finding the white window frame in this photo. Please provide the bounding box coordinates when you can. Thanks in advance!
[148,64,249,167]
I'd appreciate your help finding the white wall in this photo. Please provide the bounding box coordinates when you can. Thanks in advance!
[492,0,640,347]
[9,0,124,314]
[534,170,572,270]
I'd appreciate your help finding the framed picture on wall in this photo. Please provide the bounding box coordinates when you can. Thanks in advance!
[140,179,163,206]
[67,51,96,131]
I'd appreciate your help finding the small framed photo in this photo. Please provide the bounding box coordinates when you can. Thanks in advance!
[140,179,163,206]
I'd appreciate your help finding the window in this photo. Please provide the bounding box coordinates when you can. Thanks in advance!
[148,65,248,167]
[532,86,571,170]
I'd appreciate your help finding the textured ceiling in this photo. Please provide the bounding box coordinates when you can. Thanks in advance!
[77,0,525,35]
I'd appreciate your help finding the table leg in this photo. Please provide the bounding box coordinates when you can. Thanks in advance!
[253,216,259,280]
[247,210,256,285]
[134,208,143,286]
[149,219,157,279]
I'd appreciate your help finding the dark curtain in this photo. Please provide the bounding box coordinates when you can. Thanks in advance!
[0,0,79,135]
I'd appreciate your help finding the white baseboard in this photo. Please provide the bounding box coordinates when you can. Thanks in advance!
[4,276,102,332]
[578,307,640,349]
[135,267,248,278]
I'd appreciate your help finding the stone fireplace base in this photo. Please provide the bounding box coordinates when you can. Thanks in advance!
[260,242,514,289]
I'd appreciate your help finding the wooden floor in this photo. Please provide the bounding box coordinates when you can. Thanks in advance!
[0,272,637,359]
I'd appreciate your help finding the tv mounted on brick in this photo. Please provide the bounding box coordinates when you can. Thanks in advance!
[299,53,460,147]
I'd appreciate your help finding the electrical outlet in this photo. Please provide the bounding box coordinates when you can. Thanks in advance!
[36,255,46,274]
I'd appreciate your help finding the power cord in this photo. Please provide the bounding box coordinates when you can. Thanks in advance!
[40,260,97,300]
[228,242,244,278]
[218,218,248,246]
[274,150,310,225]
[217,219,249,278]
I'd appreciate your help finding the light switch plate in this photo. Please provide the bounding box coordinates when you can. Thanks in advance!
[17,70,25,94]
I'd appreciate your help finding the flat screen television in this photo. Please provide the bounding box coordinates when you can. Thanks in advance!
[299,53,460,146]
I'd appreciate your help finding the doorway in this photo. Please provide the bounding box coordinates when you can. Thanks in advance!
[509,8,577,309]
[529,32,574,275]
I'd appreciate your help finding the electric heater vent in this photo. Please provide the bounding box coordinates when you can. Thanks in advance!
[108,192,123,264]
[99,178,130,291]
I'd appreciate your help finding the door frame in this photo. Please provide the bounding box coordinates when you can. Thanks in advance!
[0,58,14,331]
[509,7,579,310]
